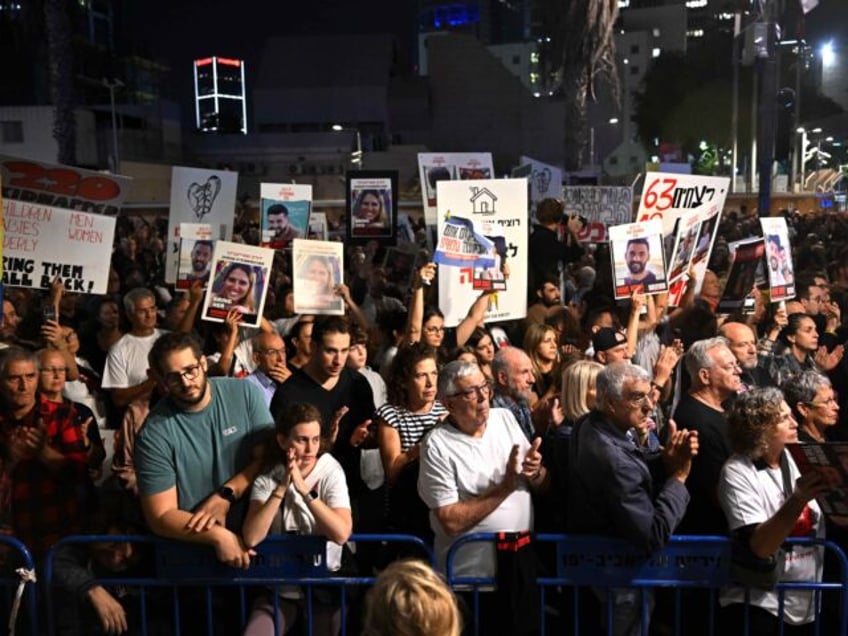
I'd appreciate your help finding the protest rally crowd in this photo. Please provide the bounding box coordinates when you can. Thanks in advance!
[3,196,848,636]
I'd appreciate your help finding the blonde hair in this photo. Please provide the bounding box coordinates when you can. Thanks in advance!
[523,323,559,388]
[561,360,603,422]
[363,559,462,636]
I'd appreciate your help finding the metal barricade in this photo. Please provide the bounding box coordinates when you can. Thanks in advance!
[445,533,848,636]
[44,533,434,636]
[0,536,37,636]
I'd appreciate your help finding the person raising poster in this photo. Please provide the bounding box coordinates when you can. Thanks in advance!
[210,262,257,316]
[623,238,659,287]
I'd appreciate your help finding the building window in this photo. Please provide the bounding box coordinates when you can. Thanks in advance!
[512,55,520,65]
[652,28,661,37]
[630,44,639,54]
[0,121,23,143]
[630,66,640,75]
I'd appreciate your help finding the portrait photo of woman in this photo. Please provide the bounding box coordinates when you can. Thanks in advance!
[206,260,262,324]
[294,253,344,315]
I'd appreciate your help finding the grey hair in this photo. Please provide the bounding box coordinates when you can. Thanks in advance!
[438,360,480,399]
[684,336,730,382]
[0,347,39,377]
[491,346,522,386]
[123,287,156,315]
[596,361,651,410]
[783,370,832,414]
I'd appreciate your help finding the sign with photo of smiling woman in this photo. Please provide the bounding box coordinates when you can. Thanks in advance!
[201,240,274,328]
[345,171,397,244]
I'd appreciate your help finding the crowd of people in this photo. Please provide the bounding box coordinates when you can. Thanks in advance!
[1,201,847,635]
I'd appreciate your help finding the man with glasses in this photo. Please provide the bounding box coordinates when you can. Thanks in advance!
[135,333,273,569]
[418,359,546,579]
[245,332,291,407]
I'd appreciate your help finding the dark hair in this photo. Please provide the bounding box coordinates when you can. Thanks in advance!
[781,312,814,345]
[536,275,560,291]
[192,240,214,251]
[626,238,650,251]
[423,306,445,324]
[311,315,351,345]
[350,324,369,347]
[267,204,289,217]
[148,332,203,377]
[536,198,564,225]
[386,342,438,407]
[263,402,324,470]
[290,318,314,341]
[466,327,491,349]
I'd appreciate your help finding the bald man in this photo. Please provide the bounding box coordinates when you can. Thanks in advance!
[718,322,774,390]
[245,332,291,407]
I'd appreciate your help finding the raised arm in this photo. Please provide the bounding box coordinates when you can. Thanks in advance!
[404,263,436,346]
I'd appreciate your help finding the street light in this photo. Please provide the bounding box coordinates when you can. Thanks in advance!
[332,124,362,168]
[821,41,835,67]
[101,77,124,173]
[589,117,620,170]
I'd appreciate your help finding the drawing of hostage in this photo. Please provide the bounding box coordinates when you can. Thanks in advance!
[623,238,658,287]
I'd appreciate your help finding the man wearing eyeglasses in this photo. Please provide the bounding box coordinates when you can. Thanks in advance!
[245,332,291,407]
[134,333,274,570]
[418,359,546,580]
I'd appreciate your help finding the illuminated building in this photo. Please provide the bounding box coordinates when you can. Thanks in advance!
[194,56,248,134]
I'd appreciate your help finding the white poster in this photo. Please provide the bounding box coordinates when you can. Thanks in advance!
[260,183,312,248]
[201,241,274,328]
[518,155,563,213]
[307,212,327,241]
[666,208,702,284]
[1,199,116,293]
[292,239,345,316]
[562,185,633,243]
[636,173,729,237]
[760,216,796,302]
[608,219,668,299]
[166,166,237,283]
[436,179,528,326]
[417,152,494,227]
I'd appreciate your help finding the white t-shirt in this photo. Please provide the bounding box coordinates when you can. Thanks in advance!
[250,453,350,572]
[101,329,168,389]
[418,407,533,578]
[718,451,824,625]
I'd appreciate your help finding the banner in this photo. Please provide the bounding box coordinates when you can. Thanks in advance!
[200,241,274,328]
[292,239,345,316]
[417,152,494,227]
[0,154,132,215]
[166,167,237,284]
[608,219,668,299]
[436,179,528,326]
[562,185,633,243]
[716,238,765,314]
[260,183,312,249]
[176,223,213,290]
[2,199,115,293]
[760,216,796,302]
[636,172,729,236]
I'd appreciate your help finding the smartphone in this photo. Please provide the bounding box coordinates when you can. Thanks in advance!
[742,297,756,315]
[42,307,56,323]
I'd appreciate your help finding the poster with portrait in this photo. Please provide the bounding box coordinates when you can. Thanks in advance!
[716,238,765,314]
[166,167,237,284]
[435,179,528,326]
[345,171,397,243]
[292,239,345,316]
[788,442,848,527]
[176,223,214,290]
[260,183,312,249]
[383,245,419,293]
[200,241,274,328]
[666,208,702,283]
[609,220,668,299]
[307,212,327,241]
[417,152,494,228]
[760,216,796,302]
[562,185,633,244]
[517,155,564,220]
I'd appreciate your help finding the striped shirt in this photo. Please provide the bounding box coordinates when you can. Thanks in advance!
[376,401,447,451]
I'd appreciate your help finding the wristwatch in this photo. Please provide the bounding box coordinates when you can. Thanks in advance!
[217,485,237,504]
[302,489,318,502]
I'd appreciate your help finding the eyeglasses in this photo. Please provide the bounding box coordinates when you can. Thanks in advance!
[258,348,285,358]
[40,367,67,376]
[807,394,839,408]
[623,391,653,407]
[450,381,491,402]
[163,363,203,387]
[424,326,445,334]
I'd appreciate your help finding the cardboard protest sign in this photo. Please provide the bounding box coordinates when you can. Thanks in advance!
[176,223,214,290]
[636,172,729,236]
[201,241,274,328]
[716,238,765,314]
[346,171,397,242]
[436,179,527,326]
[788,443,848,527]
[417,152,494,228]
[0,154,131,215]
[760,217,796,302]
[166,167,237,284]
[260,183,311,249]
[1,199,115,293]
[292,239,345,316]
[562,185,633,243]
[609,220,668,299]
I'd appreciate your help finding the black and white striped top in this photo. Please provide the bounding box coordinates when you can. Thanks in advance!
[376,401,447,451]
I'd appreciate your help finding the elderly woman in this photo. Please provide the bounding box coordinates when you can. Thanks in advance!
[783,370,840,443]
[718,387,828,634]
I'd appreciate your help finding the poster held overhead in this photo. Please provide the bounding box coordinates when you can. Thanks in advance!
[760,217,796,302]
[609,220,668,299]
[176,223,214,290]
[307,212,328,241]
[666,208,702,284]
[260,183,311,249]
[562,185,633,243]
[417,152,494,228]
[292,239,345,316]
[345,171,397,243]
[716,238,766,314]
[201,241,274,329]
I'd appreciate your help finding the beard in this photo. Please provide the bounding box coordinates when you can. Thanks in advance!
[172,375,209,408]
[627,260,645,275]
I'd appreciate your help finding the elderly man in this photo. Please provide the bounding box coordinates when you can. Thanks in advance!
[592,327,631,365]
[245,331,291,407]
[418,360,546,578]
[672,337,741,535]
[718,322,773,390]
[569,361,697,635]
[490,347,538,441]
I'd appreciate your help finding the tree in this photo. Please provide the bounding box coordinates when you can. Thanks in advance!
[44,0,75,164]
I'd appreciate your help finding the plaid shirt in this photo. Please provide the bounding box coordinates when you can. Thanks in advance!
[0,395,92,561]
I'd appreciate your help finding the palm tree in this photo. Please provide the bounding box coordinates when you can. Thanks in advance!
[44,0,75,164]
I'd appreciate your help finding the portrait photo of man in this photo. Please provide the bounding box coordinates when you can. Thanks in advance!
[623,238,658,287]
[187,240,213,284]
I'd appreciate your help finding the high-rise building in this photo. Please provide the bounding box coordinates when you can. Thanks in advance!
[194,56,247,134]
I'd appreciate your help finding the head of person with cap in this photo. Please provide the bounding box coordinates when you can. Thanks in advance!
[592,328,630,365]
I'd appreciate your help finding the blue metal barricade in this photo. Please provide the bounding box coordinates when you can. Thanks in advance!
[0,536,37,636]
[44,533,434,636]
[445,533,848,636]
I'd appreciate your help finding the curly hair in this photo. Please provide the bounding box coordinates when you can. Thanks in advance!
[727,387,785,459]
[386,342,438,408]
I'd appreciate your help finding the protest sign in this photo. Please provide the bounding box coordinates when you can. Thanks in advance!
[517,156,563,216]
[666,208,702,283]
[0,154,132,216]
[609,220,668,299]
[176,223,214,290]
[2,199,115,293]
[788,443,848,527]
[417,152,494,228]
[716,238,765,314]
[166,167,237,284]
[292,239,344,315]
[436,179,527,326]
[760,217,796,302]
[307,212,327,240]
[636,172,729,236]
[201,241,274,328]
[260,183,311,249]
[383,246,419,292]
[346,171,397,242]
[562,185,633,243]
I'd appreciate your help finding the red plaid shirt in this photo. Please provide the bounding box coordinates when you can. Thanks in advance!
[0,395,91,561]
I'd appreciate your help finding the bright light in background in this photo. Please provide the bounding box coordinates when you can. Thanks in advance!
[331,124,343,131]
[652,48,661,58]
[699,140,708,151]
[609,118,619,124]
[821,41,835,67]
[796,127,806,133]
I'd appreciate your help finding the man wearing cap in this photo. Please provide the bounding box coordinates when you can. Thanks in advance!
[592,328,631,365]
